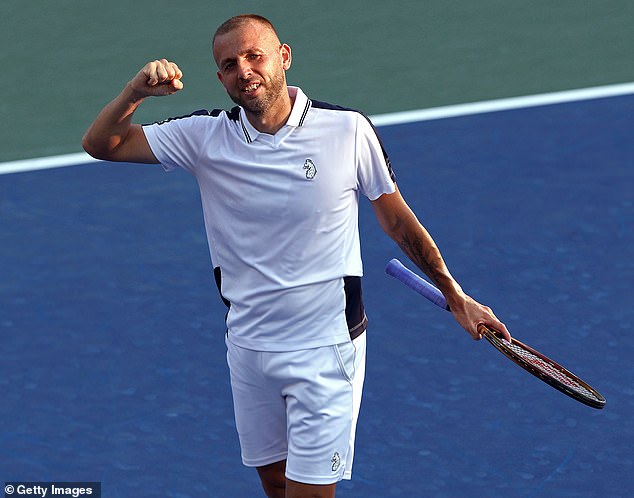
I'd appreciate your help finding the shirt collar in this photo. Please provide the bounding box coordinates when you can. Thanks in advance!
[286,86,311,127]
[238,86,311,144]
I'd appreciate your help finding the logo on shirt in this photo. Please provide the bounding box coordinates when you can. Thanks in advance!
[331,451,341,472]
[303,159,317,180]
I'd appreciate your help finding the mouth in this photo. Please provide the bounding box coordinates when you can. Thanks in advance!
[241,82,261,96]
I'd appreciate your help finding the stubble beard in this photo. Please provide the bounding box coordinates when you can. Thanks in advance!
[230,70,286,115]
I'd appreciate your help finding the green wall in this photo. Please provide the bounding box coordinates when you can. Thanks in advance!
[1,0,632,162]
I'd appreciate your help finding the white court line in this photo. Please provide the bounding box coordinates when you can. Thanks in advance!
[0,152,101,175]
[2,81,633,176]
[370,81,634,127]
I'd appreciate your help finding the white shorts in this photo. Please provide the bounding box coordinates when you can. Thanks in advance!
[225,332,366,485]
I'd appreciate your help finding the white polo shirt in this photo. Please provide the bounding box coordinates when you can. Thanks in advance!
[143,86,396,351]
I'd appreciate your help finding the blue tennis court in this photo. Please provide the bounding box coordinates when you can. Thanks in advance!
[1,94,632,497]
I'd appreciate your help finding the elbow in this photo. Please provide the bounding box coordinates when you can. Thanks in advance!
[81,132,99,159]
[82,132,110,161]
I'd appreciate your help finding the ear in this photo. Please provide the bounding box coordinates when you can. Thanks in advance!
[280,43,292,70]
[216,70,224,85]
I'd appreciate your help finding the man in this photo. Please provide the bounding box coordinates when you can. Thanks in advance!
[83,14,510,498]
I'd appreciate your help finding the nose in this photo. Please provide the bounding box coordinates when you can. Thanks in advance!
[237,60,252,80]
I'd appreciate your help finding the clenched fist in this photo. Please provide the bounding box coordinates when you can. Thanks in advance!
[129,59,184,98]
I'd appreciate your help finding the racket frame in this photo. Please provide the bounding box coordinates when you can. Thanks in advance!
[479,325,606,409]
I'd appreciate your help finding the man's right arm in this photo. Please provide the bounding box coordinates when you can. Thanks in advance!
[82,59,184,164]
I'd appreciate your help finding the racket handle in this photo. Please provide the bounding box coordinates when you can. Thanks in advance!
[385,258,450,311]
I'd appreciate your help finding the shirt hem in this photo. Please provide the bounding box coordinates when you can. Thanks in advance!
[226,331,353,352]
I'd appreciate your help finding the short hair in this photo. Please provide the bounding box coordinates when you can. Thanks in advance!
[212,14,279,45]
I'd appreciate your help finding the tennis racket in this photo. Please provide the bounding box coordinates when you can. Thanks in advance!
[385,258,606,409]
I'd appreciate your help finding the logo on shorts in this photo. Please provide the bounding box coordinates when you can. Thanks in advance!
[331,451,341,472]
[303,159,317,180]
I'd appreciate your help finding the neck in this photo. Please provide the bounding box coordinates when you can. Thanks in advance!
[245,90,294,135]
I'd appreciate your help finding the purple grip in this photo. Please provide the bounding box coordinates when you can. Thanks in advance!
[385,258,450,311]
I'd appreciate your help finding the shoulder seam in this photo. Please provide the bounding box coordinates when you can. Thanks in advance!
[310,100,361,114]
[148,108,236,126]
[312,100,396,183]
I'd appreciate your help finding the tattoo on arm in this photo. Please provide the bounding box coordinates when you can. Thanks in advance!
[398,233,441,282]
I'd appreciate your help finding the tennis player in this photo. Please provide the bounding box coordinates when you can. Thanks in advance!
[82,14,510,498]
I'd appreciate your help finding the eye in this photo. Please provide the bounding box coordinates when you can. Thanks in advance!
[222,61,235,71]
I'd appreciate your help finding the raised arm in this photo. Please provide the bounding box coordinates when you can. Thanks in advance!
[371,185,511,341]
[82,59,184,163]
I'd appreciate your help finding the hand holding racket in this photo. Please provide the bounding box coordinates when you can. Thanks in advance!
[385,258,606,409]
[385,258,511,342]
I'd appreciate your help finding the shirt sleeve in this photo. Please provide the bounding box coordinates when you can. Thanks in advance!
[355,113,397,200]
[142,112,210,174]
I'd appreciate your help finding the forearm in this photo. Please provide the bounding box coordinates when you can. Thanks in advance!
[82,84,145,160]
[82,59,183,163]
[373,188,510,340]
[371,188,466,307]
[394,216,466,308]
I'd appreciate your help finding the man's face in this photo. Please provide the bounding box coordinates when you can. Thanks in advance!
[213,22,291,115]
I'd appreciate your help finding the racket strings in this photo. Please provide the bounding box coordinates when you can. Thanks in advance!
[502,340,600,401]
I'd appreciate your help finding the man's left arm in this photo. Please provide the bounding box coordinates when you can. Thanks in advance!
[371,185,511,341]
